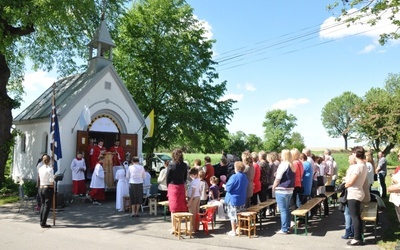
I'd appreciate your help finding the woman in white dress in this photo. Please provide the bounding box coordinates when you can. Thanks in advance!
[115,161,129,211]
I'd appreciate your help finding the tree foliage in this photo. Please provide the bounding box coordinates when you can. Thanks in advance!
[321,91,361,150]
[0,0,128,183]
[113,0,235,156]
[286,132,306,152]
[246,134,264,152]
[262,109,297,152]
[222,131,262,157]
[351,73,400,154]
[352,88,394,153]
[224,131,248,157]
[328,0,400,44]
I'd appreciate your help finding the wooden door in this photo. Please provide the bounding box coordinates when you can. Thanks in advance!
[76,130,89,162]
[120,133,138,162]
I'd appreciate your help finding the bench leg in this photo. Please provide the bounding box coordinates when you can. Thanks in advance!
[294,215,298,235]
[163,205,167,221]
[303,214,308,236]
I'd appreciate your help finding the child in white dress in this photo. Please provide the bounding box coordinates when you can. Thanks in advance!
[115,161,129,211]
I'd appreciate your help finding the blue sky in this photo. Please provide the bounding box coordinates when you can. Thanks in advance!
[13,0,400,149]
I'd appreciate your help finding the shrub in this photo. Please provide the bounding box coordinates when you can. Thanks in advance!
[387,151,398,167]
[0,176,19,196]
[22,179,37,197]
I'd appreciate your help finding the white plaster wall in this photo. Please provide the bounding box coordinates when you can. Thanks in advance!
[13,70,144,195]
[12,121,50,182]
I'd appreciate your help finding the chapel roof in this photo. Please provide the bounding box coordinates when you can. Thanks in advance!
[13,72,92,122]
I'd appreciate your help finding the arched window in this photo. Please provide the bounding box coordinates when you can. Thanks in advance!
[20,133,26,153]
[42,132,48,154]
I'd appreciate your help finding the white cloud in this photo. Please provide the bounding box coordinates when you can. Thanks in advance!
[23,71,56,92]
[359,44,376,54]
[244,82,256,91]
[194,15,213,41]
[200,19,213,41]
[271,98,310,110]
[236,82,256,91]
[219,93,243,102]
[320,8,400,41]
[194,15,216,58]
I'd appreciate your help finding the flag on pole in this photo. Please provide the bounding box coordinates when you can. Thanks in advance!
[144,109,154,138]
[78,105,91,129]
[50,89,62,174]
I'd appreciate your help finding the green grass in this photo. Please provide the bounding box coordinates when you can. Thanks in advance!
[184,153,222,167]
[0,195,19,205]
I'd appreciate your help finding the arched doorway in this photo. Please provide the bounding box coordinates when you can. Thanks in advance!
[76,113,138,189]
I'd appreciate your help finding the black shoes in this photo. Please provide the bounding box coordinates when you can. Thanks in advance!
[41,224,51,228]
[341,235,354,239]
[347,240,364,246]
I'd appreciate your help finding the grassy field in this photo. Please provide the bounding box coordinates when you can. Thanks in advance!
[183,151,350,177]
[184,153,223,167]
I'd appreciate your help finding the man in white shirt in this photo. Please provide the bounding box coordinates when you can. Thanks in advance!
[38,154,54,228]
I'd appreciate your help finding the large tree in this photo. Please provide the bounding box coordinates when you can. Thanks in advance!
[328,0,400,44]
[262,109,297,152]
[321,91,361,150]
[113,0,235,156]
[352,86,399,154]
[0,1,128,183]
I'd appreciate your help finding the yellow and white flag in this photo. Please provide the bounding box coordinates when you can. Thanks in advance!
[144,109,154,138]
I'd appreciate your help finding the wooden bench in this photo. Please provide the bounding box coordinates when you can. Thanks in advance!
[324,191,337,207]
[361,202,378,241]
[158,200,169,221]
[246,199,277,230]
[291,197,326,235]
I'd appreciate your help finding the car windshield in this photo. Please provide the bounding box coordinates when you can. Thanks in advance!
[158,154,172,161]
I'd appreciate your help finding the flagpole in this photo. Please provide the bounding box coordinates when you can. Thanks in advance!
[51,83,56,226]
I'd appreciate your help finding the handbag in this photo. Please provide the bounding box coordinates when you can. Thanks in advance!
[317,175,324,187]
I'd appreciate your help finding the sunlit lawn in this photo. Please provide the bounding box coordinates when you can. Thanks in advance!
[0,195,19,206]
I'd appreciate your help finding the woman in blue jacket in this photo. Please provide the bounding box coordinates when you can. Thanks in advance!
[224,161,248,236]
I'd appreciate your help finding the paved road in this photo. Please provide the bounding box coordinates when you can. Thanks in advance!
[0,199,381,250]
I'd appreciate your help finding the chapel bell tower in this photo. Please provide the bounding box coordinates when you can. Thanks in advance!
[87,14,116,76]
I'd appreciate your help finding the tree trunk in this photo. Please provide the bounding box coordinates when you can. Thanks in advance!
[0,54,13,184]
[343,134,348,151]
[383,143,395,156]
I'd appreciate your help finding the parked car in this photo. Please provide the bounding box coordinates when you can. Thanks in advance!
[143,153,172,173]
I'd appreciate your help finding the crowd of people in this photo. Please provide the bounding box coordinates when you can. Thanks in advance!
[37,140,400,240]
[152,146,400,243]
[154,148,336,237]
